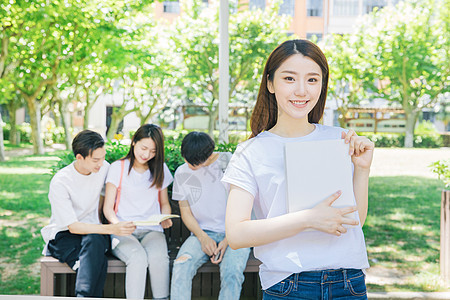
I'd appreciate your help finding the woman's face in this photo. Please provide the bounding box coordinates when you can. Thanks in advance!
[133,137,156,165]
[267,54,322,122]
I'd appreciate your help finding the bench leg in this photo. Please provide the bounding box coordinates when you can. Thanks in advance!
[40,261,55,296]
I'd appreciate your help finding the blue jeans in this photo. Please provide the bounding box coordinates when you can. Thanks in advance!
[263,269,367,300]
[170,231,250,300]
[112,230,169,299]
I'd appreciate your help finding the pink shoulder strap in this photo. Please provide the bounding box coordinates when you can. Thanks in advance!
[113,160,125,214]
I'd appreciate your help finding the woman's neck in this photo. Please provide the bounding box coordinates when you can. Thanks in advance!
[132,160,149,173]
[269,116,315,138]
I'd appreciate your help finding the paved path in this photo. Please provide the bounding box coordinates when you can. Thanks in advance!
[370,148,449,178]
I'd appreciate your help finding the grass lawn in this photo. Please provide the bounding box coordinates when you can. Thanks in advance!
[3,141,33,151]
[0,151,447,294]
[365,176,445,291]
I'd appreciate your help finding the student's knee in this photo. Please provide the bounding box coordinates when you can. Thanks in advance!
[124,247,148,267]
[173,254,193,268]
[172,254,197,276]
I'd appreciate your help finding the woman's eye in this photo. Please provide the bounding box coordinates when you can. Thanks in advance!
[308,78,318,82]
[284,76,294,81]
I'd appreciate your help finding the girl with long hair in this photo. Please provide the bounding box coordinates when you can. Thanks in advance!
[104,124,172,300]
[223,40,374,299]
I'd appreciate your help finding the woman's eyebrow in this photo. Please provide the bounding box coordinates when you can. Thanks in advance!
[280,70,321,76]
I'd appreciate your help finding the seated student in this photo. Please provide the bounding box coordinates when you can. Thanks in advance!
[41,130,136,297]
[103,124,173,300]
[170,131,251,300]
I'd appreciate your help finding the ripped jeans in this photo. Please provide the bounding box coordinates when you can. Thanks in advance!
[170,231,250,300]
[112,230,169,300]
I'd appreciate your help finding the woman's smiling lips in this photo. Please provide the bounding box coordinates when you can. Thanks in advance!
[290,100,309,108]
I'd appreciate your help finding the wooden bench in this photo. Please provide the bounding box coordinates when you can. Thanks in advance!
[40,200,262,299]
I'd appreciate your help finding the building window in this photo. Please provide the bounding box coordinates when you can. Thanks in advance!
[333,0,359,16]
[163,1,180,13]
[249,0,265,10]
[307,0,322,17]
[279,0,295,16]
[306,33,323,41]
[365,0,387,13]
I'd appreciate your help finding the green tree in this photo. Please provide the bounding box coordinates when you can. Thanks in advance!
[2,0,156,153]
[323,34,370,128]
[173,0,289,136]
[358,0,449,147]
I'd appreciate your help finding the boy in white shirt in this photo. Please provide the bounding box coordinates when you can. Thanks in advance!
[170,132,250,300]
[41,130,135,297]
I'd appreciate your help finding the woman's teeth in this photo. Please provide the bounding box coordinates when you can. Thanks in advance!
[291,100,308,105]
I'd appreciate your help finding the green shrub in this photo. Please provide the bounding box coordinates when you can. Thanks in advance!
[358,132,442,148]
[2,123,33,143]
[50,151,75,176]
[415,120,439,134]
[429,160,450,188]
[104,140,129,163]
[52,138,239,176]
[44,126,68,145]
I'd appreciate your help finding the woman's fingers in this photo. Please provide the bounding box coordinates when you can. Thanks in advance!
[324,190,342,206]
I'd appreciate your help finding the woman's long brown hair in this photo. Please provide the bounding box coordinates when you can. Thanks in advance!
[250,39,329,138]
[124,124,165,189]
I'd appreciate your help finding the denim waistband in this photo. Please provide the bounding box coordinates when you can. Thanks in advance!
[286,269,364,284]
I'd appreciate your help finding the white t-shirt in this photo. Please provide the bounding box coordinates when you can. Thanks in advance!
[106,159,173,232]
[222,124,370,290]
[41,161,110,248]
[172,152,232,234]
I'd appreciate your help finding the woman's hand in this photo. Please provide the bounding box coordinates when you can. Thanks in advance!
[160,219,173,229]
[309,191,359,236]
[342,130,375,170]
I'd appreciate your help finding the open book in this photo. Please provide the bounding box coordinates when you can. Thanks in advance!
[285,139,358,225]
[133,214,180,226]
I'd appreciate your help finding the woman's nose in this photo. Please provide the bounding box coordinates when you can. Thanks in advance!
[294,82,306,96]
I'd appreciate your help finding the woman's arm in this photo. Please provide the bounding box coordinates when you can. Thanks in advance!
[103,182,120,224]
[225,185,359,250]
[179,200,217,256]
[159,188,173,229]
[68,221,136,236]
[341,131,374,226]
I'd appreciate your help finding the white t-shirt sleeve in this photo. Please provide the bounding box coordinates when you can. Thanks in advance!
[222,145,258,197]
[48,177,78,228]
[106,160,123,188]
[162,163,173,190]
[171,167,186,201]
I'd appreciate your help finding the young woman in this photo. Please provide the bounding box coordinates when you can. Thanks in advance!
[103,124,173,300]
[222,39,374,299]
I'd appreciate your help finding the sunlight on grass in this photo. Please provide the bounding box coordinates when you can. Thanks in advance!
[0,191,17,200]
[0,167,51,174]
[22,156,60,162]
[5,228,20,238]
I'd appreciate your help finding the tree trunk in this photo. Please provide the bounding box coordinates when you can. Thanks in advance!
[27,100,45,155]
[83,100,90,130]
[7,101,18,145]
[404,110,419,148]
[336,106,348,128]
[208,106,219,138]
[58,100,72,150]
[106,114,120,140]
[0,111,5,161]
